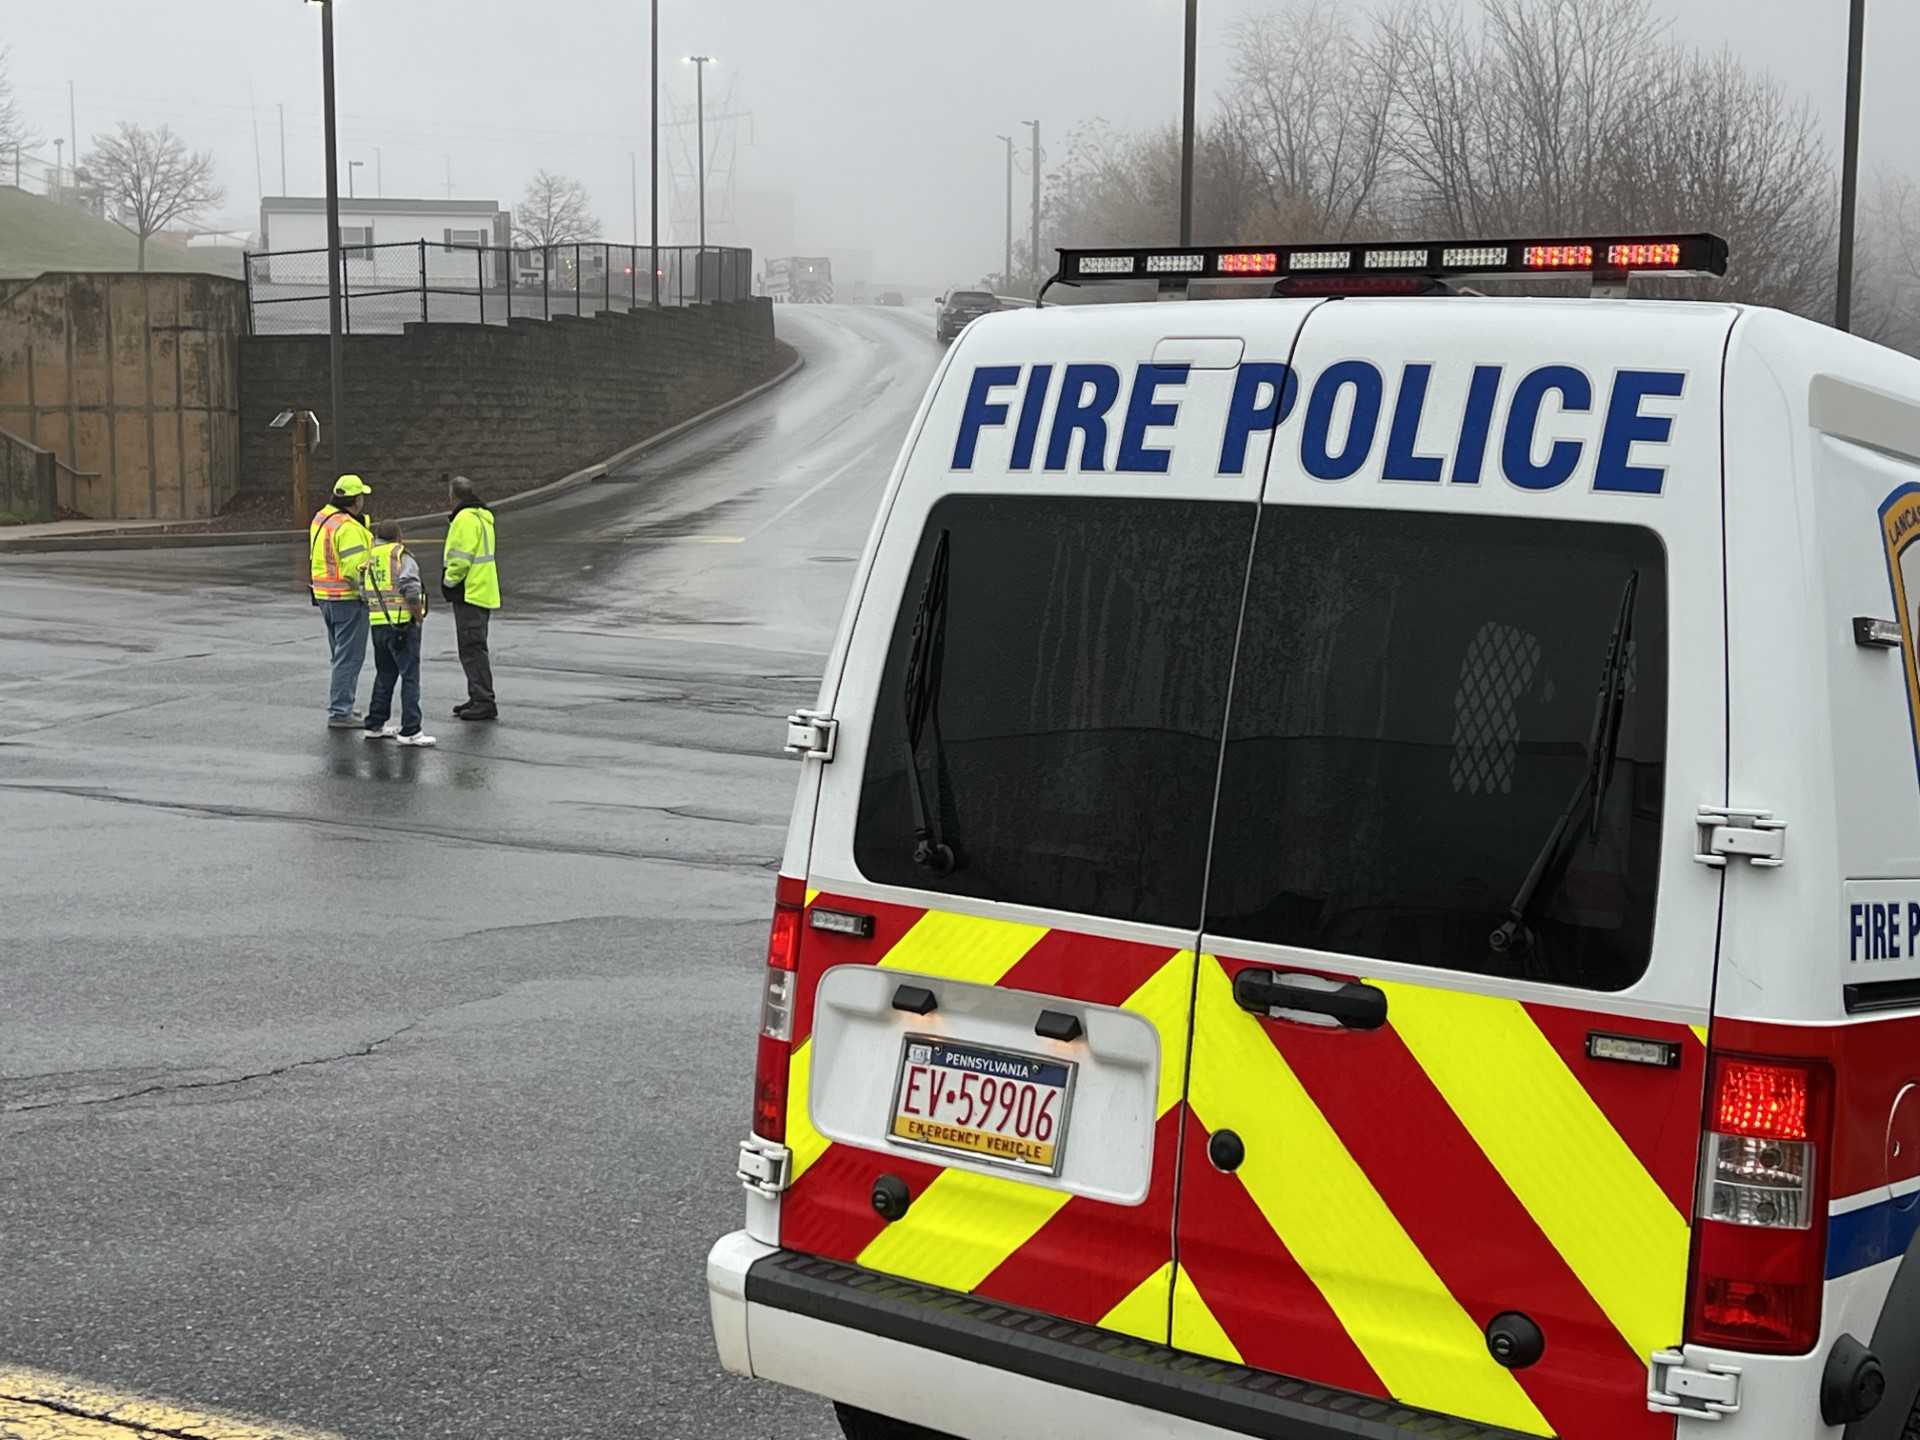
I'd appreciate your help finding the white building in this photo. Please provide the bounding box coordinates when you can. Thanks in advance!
[257,197,510,283]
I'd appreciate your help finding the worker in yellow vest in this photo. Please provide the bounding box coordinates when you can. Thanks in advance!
[310,475,375,729]
[442,474,500,721]
[360,521,435,747]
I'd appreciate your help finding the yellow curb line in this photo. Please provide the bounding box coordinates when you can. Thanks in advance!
[0,1367,345,1440]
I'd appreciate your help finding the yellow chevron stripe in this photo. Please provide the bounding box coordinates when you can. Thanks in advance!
[1124,950,1198,1118]
[1172,1263,1241,1363]
[805,887,821,908]
[1187,957,1549,1436]
[1690,1024,1708,1047]
[876,908,1049,983]
[784,1038,829,1185]
[1382,982,1689,1363]
[856,1166,1073,1291]
[1099,1260,1174,1342]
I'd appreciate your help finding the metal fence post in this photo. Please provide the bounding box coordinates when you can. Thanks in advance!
[419,238,429,323]
[342,248,353,335]
[477,245,486,325]
[243,250,255,335]
[575,242,582,316]
[604,244,611,314]
[629,246,636,310]
[543,247,550,320]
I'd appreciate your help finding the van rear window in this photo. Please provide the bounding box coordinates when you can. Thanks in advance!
[1207,509,1667,992]
[854,495,1247,929]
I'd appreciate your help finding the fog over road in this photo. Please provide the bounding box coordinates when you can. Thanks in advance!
[0,304,938,1440]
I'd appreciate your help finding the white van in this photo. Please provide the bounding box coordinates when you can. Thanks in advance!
[707,236,1920,1440]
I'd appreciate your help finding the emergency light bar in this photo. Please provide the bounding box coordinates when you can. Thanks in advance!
[1050,232,1727,290]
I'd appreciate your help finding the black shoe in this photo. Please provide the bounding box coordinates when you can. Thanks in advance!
[456,706,498,722]
[452,703,471,718]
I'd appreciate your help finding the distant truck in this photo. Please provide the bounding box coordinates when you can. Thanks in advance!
[764,257,834,304]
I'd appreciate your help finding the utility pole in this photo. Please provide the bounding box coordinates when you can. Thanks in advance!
[315,0,348,477]
[278,103,287,193]
[996,134,1013,290]
[689,54,712,302]
[249,86,265,204]
[67,81,77,182]
[348,158,362,198]
[51,138,62,197]
[1180,0,1197,246]
[1023,120,1040,297]
[1836,0,1867,332]
[630,151,638,245]
[650,0,660,308]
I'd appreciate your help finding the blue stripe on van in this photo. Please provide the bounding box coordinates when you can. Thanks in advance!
[1827,1194,1920,1279]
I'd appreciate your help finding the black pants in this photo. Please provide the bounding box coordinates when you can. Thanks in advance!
[452,599,495,710]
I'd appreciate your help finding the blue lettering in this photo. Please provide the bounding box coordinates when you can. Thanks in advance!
[1217,363,1296,475]
[1595,369,1685,495]
[953,365,1021,470]
[1874,903,1889,960]
[1009,363,1054,471]
[1302,361,1384,482]
[1503,365,1591,491]
[1852,903,1865,962]
[1907,903,1918,953]
[1383,364,1443,483]
[1452,364,1502,485]
[1116,363,1189,474]
[1045,363,1122,471]
[1891,902,1903,957]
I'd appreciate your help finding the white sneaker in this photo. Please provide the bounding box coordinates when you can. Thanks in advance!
[363,721,400,741]
[396,732,437,748]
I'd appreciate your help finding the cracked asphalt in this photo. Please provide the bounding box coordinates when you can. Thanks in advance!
[0,305,939,1439]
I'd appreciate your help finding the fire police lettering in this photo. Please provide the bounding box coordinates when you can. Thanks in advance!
[1383,363,1444,483]
[1595,369,1686,494]
[1045,363,1123,472]
[952,365,1021,470]
[1301,360,1384,481]
[1115,363,1190,474]
[1452,364,1503,484]
[1217,362,1297,475]
[1503,365,1591,491]
[1009,363,1054,470]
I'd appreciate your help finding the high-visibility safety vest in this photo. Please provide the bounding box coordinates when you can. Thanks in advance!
[309,504,373,601]
[362,541,417,627]
[443,505,500,609]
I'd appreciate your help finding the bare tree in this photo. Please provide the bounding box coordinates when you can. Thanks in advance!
[0,47,36,161]
[1851,173,1920,352]
[513,171,599,248]
[84,122,224,272]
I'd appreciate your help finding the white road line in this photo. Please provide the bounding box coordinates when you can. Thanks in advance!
[746,449,877,539]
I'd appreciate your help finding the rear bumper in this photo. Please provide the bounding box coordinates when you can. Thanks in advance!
[707,1233,1538,1440]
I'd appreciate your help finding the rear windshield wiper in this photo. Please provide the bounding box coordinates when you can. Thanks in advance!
[1489,570,1639,961]
[903,530,958,875]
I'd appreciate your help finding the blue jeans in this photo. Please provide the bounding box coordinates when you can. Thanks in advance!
[321,599,368,720]
[365,623,423,736]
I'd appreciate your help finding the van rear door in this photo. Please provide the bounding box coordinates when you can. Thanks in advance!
[780,303,1317,1340]
[1175,299,1735,1438]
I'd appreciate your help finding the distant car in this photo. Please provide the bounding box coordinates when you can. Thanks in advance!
[877,290,905,307]
[936,288,996,343]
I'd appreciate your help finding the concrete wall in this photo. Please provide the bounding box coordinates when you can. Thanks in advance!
[238,298,779,499]
[0,427,57,521]
[0,272,247,519]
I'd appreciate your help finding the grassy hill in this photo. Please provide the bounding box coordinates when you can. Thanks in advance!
[0,186,243,280]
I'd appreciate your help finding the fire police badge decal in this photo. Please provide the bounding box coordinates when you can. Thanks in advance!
[1878,482,1920,786]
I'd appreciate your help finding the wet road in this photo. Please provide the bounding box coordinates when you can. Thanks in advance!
[0,304,939,1439]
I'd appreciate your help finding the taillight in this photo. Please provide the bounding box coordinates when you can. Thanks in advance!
[1688,1054,1831,1353]
[751,876,806,1143]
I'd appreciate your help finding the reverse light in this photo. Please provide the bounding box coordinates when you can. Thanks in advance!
[1145,252,1205,273]
[1289,249,1351,271]
[1523,244,1595,269]
[1218,250,1278,275]
[1364,247,1428,269]
[1609,241,1682,268]
[1441,244,1509,268]
[1075,254,1136,276]
[1688,1054,1831,1354]
[751,876,806,1143]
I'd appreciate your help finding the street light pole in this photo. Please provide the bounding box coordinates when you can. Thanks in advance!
[1180,0,1197,246]
[314,0,347,478]
[348,159,362,198]
[996,134,1013,290]
[1836,0,1867,333]
[649,0,659,308]
[1023,120,1040,297]
[688,55,712,302]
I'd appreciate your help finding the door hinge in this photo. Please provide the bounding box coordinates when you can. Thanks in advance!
[1695,806,1785,869]
[783,709,837,762]
[1649,1347,1742,1420]
[737,1136,792,1196]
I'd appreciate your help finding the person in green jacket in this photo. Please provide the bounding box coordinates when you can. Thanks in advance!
[441,474,500,721]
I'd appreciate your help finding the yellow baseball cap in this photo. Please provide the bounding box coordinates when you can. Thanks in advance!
[333,474,372,497]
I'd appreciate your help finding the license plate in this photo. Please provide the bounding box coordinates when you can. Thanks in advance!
[888,1036,1075,1175]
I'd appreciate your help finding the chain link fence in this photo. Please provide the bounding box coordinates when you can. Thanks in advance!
[245,242,755,335]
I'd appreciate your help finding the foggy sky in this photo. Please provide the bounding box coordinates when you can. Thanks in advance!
[9,0,1915,289]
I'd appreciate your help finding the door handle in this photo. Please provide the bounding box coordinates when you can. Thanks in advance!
[1232,968,1387,1030]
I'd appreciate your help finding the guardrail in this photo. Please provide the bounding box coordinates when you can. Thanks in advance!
[244,241,755,335]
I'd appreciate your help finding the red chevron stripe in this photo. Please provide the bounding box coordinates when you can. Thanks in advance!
[1269,1013,1661,1440]
[975,1107,1181,1327]
[1174,1115,1386,1396]
[1522,1002,1703,1216]
[993,930,1186,1009]
[791,894,928,1047]
[780,1142,945,1262]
